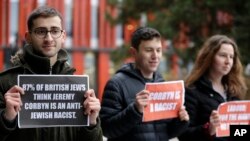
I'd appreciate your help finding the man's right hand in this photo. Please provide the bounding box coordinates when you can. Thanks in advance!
[135,90,150,113]
[4,85,24,121]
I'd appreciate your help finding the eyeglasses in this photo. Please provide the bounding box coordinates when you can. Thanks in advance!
[31,28,64,39]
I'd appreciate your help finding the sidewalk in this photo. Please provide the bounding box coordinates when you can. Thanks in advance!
[103,137,179,141]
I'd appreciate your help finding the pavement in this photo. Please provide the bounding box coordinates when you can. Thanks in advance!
[103,137,179,141]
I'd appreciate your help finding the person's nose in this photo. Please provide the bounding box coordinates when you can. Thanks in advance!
[44,31,54,40]
[225,55,231,64]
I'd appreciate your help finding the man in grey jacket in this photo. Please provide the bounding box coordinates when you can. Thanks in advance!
[100,27,189,141]
[0,6,102,141]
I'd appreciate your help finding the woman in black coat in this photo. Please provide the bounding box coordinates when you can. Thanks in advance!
[178,35,247,141]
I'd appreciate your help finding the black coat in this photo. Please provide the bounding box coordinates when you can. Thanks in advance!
[178,76,238,141]
[100,63,189,141]
[0,45,103,141]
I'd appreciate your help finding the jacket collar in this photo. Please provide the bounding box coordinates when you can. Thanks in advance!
[20,44,74,74]
[116,63,164,83]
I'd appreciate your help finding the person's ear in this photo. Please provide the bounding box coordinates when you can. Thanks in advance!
[25,31,32,44]
[129,47,137,57]
[61,30,67,44]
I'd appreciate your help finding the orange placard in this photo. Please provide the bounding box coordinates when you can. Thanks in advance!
[216,101,250,137]
[143,80,184,122]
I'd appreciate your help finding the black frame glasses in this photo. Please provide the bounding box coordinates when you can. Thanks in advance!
[31,28,64,39]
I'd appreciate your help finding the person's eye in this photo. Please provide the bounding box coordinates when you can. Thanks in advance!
[51,30,61,34]
[219,54,226,57]
[36,30,47,35]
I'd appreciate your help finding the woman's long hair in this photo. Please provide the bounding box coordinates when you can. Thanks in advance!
[185,35,247,99]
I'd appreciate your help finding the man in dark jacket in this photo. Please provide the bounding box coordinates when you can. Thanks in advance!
[0,6,102,141]
[100,27,189,141]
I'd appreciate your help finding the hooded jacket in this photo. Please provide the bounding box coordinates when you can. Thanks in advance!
[178,76,238,141]
[0,45,102,141]
[100,63,188,141]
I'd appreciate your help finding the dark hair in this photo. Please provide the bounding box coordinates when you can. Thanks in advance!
[131,27,161,50]
[27,6,63,31]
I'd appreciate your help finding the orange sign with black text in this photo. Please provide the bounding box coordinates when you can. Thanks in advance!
[216,101,250,137]
[143,80,184,122]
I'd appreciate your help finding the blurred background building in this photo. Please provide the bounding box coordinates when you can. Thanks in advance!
[1,0,129,100]
[1,0,250,99]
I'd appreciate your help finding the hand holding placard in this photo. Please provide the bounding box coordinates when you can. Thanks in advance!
[143,80,185,122]
[216,101,250,137]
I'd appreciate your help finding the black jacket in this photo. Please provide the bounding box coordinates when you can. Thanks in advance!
[178,76,238,141]
[0,45,103,141]
[100,63,189,141]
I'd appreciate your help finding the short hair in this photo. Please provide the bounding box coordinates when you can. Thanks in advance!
[131,27,161,50]
[27,6,63,31]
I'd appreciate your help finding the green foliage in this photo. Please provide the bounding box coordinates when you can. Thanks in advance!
[107,0,250,66]
[110,44,130,65]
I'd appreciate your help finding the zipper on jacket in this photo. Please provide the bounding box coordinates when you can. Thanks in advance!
[49,66,52,75]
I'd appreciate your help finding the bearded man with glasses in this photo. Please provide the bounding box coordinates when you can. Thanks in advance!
[0,6,102,141]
